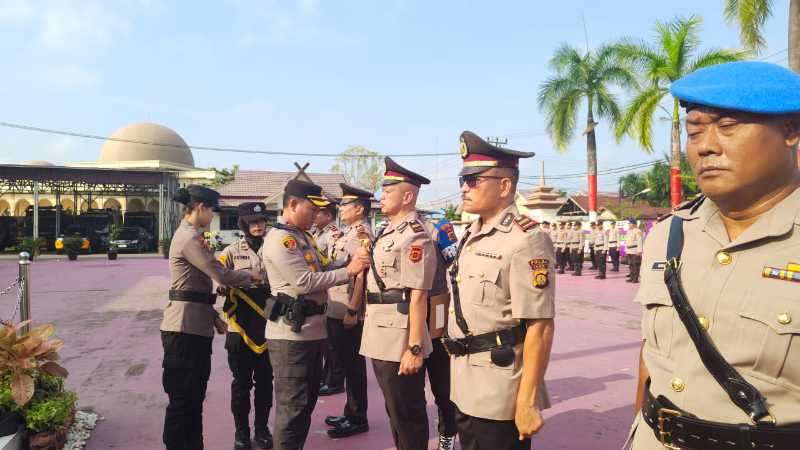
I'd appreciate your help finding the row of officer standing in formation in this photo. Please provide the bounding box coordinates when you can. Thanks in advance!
[158,128,556,450]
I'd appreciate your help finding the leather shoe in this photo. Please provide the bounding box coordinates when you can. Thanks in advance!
[325,415,347,427]
[319,384,345,396]
[254,429,273,449]
[327,419,369,438]
[234,432,252,450]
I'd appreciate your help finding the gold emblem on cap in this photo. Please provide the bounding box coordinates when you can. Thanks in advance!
[459,136,468,159]
[670,377,685,392]
[716,251,732,265]
[778,312,792,325]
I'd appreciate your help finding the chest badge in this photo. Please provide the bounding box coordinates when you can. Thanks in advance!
[762,263,800,284]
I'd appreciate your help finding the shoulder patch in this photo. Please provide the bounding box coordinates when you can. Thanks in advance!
[397,222,409,233]
[514,215,537,232]
[500,213,514,227]
[282,235,297,251]
[408,245,423,263]
[408,220,424,233]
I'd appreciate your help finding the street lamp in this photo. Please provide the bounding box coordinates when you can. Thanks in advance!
[631,188,651,205]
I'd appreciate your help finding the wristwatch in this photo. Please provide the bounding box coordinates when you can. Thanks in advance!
[346,308,358,317]
[408,344,422,356]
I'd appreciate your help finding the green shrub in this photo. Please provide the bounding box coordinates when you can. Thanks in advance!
[15,237,41,258]
[23,390,76,433]
[62,236,84,254]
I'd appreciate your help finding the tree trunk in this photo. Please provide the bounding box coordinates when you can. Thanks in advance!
[586,103,598,221]
[790,0,800,73]
[670,98,683,208]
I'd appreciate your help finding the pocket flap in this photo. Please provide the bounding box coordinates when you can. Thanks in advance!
[739,298,800,334]
[371,311,408,329]
[636,280,673,308]
[476,266,501,284]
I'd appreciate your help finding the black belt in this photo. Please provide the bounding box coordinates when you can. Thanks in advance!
[169,290,216,305]
[366,290,407,305]
[273,296,327,316]
[643,387,799,450]
[442,324,526,357]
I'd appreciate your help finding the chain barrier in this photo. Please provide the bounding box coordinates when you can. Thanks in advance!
[0,277,22,325]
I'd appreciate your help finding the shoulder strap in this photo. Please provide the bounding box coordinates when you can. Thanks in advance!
[369,227,387,291]
[446,229,473,336]
[664,216,773,423]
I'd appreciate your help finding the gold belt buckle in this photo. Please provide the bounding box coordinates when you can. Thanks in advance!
[656,408,682,450]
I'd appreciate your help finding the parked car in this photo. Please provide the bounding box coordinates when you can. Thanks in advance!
[110,227,152,253]
[54,225,92,254]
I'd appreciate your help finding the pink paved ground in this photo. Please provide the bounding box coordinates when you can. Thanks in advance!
[0,257,641,450]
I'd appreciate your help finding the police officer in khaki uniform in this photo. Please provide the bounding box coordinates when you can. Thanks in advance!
[358,157,437,450]
[571,221,585,276]
[588,222,597,270]
[259,180,369,450]
[564,222,575,272]
[323,184,373,438]
[625,219,642,283]
[161,185,262,450]
[605,220,620,272]
[629,61,800,450]
[445,131,555,450]
[592,221,607,280]
[555,222,567,274]
[218,202,273,450]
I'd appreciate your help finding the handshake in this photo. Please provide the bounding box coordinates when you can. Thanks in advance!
[346,247,372,277]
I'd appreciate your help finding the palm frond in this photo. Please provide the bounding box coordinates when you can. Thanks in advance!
[724,0,774,52]
[545,87,582,152]
[537,76,581,109]
[688,47,749,73]
[670,16,702,75]
[615,85,666,151]
[594,85,622,124]
[549,43,584,73]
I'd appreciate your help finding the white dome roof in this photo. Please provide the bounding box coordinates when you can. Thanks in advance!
[24,160,54,166]
[99,123,194,166]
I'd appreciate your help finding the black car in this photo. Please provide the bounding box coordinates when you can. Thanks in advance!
[55,225,96,254]
[110,227,151,253]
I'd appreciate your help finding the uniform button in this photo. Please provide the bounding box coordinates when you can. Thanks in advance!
[716,251,733,265]
[455,275,461,283]
[449,307,455,314]
[670,377,685,392]
[388,321,393,326]
[697,315,710,331]
[465,246,471,252]
[778,313,792,325]
[479,273,485,278]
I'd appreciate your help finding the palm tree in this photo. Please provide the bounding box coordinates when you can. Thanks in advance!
[537,44,636,220]
[725,0,800,72]
[614,16,747,207]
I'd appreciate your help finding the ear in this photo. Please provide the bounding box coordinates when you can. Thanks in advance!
[783,117,800,149]
[499,178,515,199]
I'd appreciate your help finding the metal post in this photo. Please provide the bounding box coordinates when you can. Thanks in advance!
[18,252,30,334]
[32,182,39,240]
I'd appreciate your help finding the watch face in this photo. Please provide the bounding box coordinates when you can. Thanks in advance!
[410,344,422,355]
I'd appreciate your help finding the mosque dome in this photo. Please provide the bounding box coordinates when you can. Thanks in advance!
[99,123,194,166]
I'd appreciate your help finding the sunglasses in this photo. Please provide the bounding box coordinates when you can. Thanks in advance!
[458,175,507,188]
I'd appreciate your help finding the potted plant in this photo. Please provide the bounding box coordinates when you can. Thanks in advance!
[62,237,83,261]
[14,238,41,261]
[160,237,171,259]
[0,321,70,445]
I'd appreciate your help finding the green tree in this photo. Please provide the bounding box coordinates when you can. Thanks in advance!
[616,153,699,207]
[209,164,239,187]
[330,146,382,194]
[614,16,746,207]
[538,43,637,219]
[724,0,800,72]
[442,204,459,221]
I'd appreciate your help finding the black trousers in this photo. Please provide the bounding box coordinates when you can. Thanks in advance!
[268,339,324,450]
[629,254,642,281]
[226,333,274,436]
[595,250,607,278]
[162,331,213,450]
[424,338,457,437]
[555,249,565,273]
[456,408,531,450]
[372,359,429,450]
[609,247,620,271]
[572,248,583,275]
[567,247,575,270]
[322,334,344,388]
[326,318,368,421]
[589,245,596,268]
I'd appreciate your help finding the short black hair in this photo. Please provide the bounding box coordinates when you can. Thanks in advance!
[283,194,303,209]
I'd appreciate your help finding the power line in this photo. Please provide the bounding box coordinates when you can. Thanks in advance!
[757,47,788,61]
[0,121,457,158]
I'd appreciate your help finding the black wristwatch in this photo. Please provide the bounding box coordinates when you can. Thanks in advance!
[346,308,358,317]
[408,344,422,356]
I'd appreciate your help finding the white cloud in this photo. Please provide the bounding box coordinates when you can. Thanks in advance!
[40,65,101,88]
[0,0,34,23]
[39,1,131,50]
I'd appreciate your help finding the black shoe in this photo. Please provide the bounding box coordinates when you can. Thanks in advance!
[594,275,601,279]
[626,279,634,283]
[234,432,252,450]
[325,415,347,427]
[254,429,273,449]
[327,419,369,438]
[319,385,345,396]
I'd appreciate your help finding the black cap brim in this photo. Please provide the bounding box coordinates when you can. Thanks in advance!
[458,166,494,176]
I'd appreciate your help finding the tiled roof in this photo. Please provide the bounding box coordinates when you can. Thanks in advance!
[569,194,671,219]
[216,170,348,200]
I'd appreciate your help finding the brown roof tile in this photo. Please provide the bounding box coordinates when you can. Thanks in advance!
[216,170,349,200]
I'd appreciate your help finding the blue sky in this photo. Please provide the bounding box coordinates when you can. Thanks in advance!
[0,0,791,204]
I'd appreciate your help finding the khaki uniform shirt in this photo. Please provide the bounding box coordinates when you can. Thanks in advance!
[631,188,800,449]
[218,238,269,332]
[313,223,340,258]
[607,227,619,249]
[260,223,349,341]
[593,228,607,251]
[360,210,437,362]
[448,204,555,421]
[557,229,568,250]
[161,220,252,337]
[571,228,584,251]
[626,228,643,255]
[327,219,373,320]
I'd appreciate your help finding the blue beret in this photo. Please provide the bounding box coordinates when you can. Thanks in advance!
[671,61,800,115]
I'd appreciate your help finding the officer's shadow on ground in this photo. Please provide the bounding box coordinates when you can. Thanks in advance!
[547,373,634,404]
[537,404,635,450]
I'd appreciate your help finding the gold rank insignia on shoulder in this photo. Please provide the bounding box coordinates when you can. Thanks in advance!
[397,222,408,233]
[282,235,297,251]
[514,215,537,232]
[500,213,514,227]
[409,220,424,233]
[529,259,549,289]
[762,264,800,284]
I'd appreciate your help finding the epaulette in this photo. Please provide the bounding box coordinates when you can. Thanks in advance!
[500,213,515,227]
[327,224,339,232]
[397,222,408,233]
[657,195,706,222]
[408,219,424,233]
[514,215,538,232]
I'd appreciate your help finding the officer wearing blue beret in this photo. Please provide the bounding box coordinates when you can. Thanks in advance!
[628,61,800,450]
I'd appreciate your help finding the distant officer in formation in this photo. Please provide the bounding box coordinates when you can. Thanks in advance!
[445,131,554,450]
[161,185,262,450]
[570,221,584,276]
[323,183,373,439]
[259,179,369,450]
[218,202,274,450]
[588,222,597,270]
[605,220,620,272]
[555,222,568,273]
[625,219,642,284]
[629,61,800,450]
[358,157,437,450]
[591,222,607,280]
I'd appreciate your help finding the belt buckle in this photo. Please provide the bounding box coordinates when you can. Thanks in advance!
[442,338,466,356]
[656,408,682,449]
